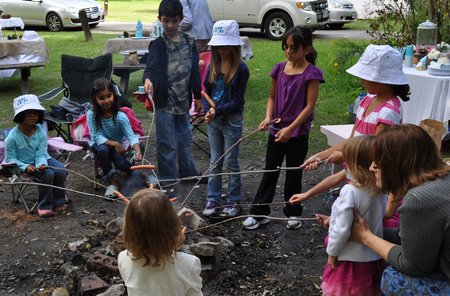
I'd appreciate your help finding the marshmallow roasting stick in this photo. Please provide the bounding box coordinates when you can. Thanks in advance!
[201,90,216,108]
[181,116,282,207]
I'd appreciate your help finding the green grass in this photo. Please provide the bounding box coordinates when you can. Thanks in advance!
[0,30,367,154]
[0,1,370,155]
[97,0,160,22]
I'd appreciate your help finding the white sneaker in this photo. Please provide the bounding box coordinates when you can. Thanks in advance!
[286,217,302,230]
[243,217,270,230]
[202,200,219,217]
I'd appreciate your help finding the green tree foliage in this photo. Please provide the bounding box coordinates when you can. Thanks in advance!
[367,0,449,46]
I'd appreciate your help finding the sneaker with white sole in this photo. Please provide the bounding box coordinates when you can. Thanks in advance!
[203,200,219,217]
[243,216,270,230]
[286,217,302,230]
[222,202,241,217]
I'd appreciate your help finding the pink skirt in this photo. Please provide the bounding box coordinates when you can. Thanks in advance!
[321,259,385,296]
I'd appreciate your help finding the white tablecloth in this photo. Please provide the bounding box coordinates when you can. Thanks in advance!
[402,67,450,126]
[0,17,25,30]
[103,36,253,60]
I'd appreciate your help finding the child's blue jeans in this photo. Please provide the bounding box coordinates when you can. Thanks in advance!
[206,113,243,203]
[33,157,68,210]
[91,143,132,178]
[155,109,198,187]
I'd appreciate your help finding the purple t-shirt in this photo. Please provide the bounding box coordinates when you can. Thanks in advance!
[269,62,324,137]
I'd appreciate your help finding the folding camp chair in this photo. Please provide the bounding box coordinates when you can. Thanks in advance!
[39,53,131,143]
[0,135,37,213]
[190,50,211,156]
[0,125,83,213]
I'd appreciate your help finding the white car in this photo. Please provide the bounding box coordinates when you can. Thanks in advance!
[327,0,356,29]
[0,0,104,32]
[207,0,329,40]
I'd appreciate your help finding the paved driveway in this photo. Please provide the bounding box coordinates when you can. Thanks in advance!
[93,21,371,40]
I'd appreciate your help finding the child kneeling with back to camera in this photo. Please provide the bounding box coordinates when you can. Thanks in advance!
[118,188,203,296]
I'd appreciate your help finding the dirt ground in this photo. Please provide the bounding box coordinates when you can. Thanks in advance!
[0,130,334,296]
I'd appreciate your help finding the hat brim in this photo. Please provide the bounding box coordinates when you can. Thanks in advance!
[346,62,409,85]
[13,103,46,121]
[208,36,243,46]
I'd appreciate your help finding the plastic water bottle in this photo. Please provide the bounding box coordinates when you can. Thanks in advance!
[404,45,414,67]
[353,92,366,113]
[136,20,143,38]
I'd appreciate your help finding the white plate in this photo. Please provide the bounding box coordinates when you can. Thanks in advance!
[428,67,450,76]
[119,50,148,56]
[131,36,148,39]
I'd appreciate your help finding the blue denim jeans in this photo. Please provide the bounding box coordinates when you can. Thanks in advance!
[381,266,450,295]
[206,113,243,203]
[155,109,198,186]
[91,143,132,176]
[33,157,68,210]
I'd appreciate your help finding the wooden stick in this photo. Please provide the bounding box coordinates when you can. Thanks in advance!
[201,90,216,108]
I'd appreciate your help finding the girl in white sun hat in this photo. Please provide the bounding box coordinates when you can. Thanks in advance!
[302,44,411,170]
[201,20,250,218]
[5,94,68,218]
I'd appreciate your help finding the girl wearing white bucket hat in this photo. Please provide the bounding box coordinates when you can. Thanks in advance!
[301,44,411,171]
[5,94,68,218]
[201,20,250,218]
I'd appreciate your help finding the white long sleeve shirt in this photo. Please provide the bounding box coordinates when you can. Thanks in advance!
[327,184,387,262]
[118,251,203,296]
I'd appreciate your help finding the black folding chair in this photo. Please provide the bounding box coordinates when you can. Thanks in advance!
[39,53,131,143]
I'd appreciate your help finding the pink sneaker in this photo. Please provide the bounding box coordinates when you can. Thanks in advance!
[38,209,55,218]
[54,204,68,213]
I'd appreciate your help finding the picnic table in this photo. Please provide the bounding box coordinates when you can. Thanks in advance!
[0,38,48,94]
[103,37,154,94]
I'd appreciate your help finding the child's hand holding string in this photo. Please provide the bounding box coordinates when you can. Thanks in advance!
[144,79,153,95]
[205,107,215,123]
[26,165,36,174]
[289,192,310,204]
[258,117,271,130]
[274,127,292,143]
[112,141,126,154]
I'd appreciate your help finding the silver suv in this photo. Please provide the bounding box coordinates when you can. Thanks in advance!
[207,0,329,40]
[0,0,104,32]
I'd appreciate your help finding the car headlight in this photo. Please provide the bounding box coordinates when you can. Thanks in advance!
[329,2,343,9]
[296,2,313,11]
[66,7,80,14]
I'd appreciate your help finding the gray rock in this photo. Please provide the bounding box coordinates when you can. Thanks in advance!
[106,217,124,235]
[52,287,69,296]
[178,207,205,230]
[96,284,125,296]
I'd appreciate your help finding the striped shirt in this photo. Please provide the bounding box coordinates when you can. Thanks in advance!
[354,95,402,136]
[87,110,139,148]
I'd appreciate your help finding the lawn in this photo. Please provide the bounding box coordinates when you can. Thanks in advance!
[0,1,371,156]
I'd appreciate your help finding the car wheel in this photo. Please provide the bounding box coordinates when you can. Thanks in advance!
[46,12,63,32]
[264,12,293,40]
[328,23,344,29]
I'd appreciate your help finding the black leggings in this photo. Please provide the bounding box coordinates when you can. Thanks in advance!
[250,134,308,217]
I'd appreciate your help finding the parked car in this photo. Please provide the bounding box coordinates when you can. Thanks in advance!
[0,0,104,32]
[207,0,329,40]
[327,0,356,29]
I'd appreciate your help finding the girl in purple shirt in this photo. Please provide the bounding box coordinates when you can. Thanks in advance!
[243,27,324,230]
